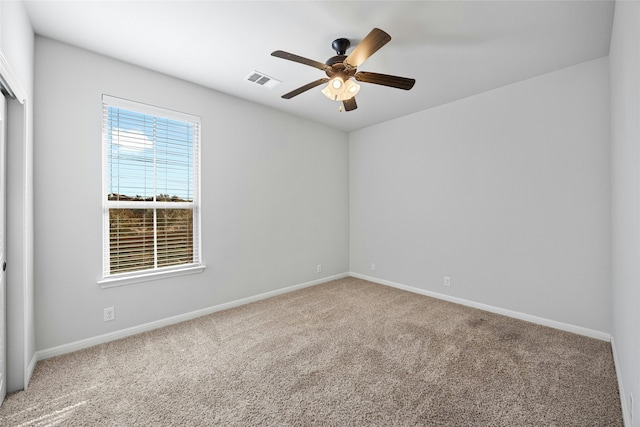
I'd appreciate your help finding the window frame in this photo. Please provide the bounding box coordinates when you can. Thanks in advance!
[99,95,204,287]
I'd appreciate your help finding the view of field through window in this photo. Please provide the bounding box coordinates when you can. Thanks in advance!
[109,207,194,274]
[104,101,198,276]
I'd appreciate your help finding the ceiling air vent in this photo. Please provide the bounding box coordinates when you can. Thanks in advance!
[245,71,281,89]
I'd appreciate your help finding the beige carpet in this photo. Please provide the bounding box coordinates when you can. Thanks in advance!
[0,277,623,426]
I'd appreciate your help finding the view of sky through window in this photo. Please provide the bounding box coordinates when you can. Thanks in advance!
[107,107,195,202]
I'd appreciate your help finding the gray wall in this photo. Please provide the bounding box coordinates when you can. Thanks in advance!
[350,57,611,334]
[34,37,349,350]
[610,2,640,425]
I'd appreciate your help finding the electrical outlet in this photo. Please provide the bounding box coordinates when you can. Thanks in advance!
[316,264,322,273]
[104,307,115,322]
[444,276,451,287]
[370,263,376,271]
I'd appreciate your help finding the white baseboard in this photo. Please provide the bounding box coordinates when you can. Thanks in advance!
[36,272,349,361]
[611,336,631,427]
[350,272,611,342]
[36,271,611,361]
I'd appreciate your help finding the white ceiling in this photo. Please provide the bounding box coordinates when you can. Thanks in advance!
[24,0,614,132]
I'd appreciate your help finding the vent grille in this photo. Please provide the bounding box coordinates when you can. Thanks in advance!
[245,71,281,88]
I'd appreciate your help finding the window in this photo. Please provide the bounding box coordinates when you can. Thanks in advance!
[101,95,202,283]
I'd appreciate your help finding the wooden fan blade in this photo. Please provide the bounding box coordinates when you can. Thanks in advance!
[344,28,391,68]
[354,71,416,90]
[281,78,330,99]
[343,97,357,112]
[271,50,329,71]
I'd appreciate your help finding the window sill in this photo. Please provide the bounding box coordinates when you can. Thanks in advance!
[98,265,206,288]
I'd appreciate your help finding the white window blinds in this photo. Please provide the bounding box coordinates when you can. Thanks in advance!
[102,95,201,278]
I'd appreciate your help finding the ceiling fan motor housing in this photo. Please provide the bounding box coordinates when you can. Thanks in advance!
[325,54,348,67]
[325,55,352,80]
[325,38,354,80]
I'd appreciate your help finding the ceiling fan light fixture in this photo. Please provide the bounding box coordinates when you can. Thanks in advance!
[321,85,332,100]
[322,77,360,101]
[346,80,360,96]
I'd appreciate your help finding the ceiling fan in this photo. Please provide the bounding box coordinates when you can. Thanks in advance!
[271,28,416,112]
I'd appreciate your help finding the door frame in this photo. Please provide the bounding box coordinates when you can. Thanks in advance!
[0,90,5,405]
[0,49,29,393]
